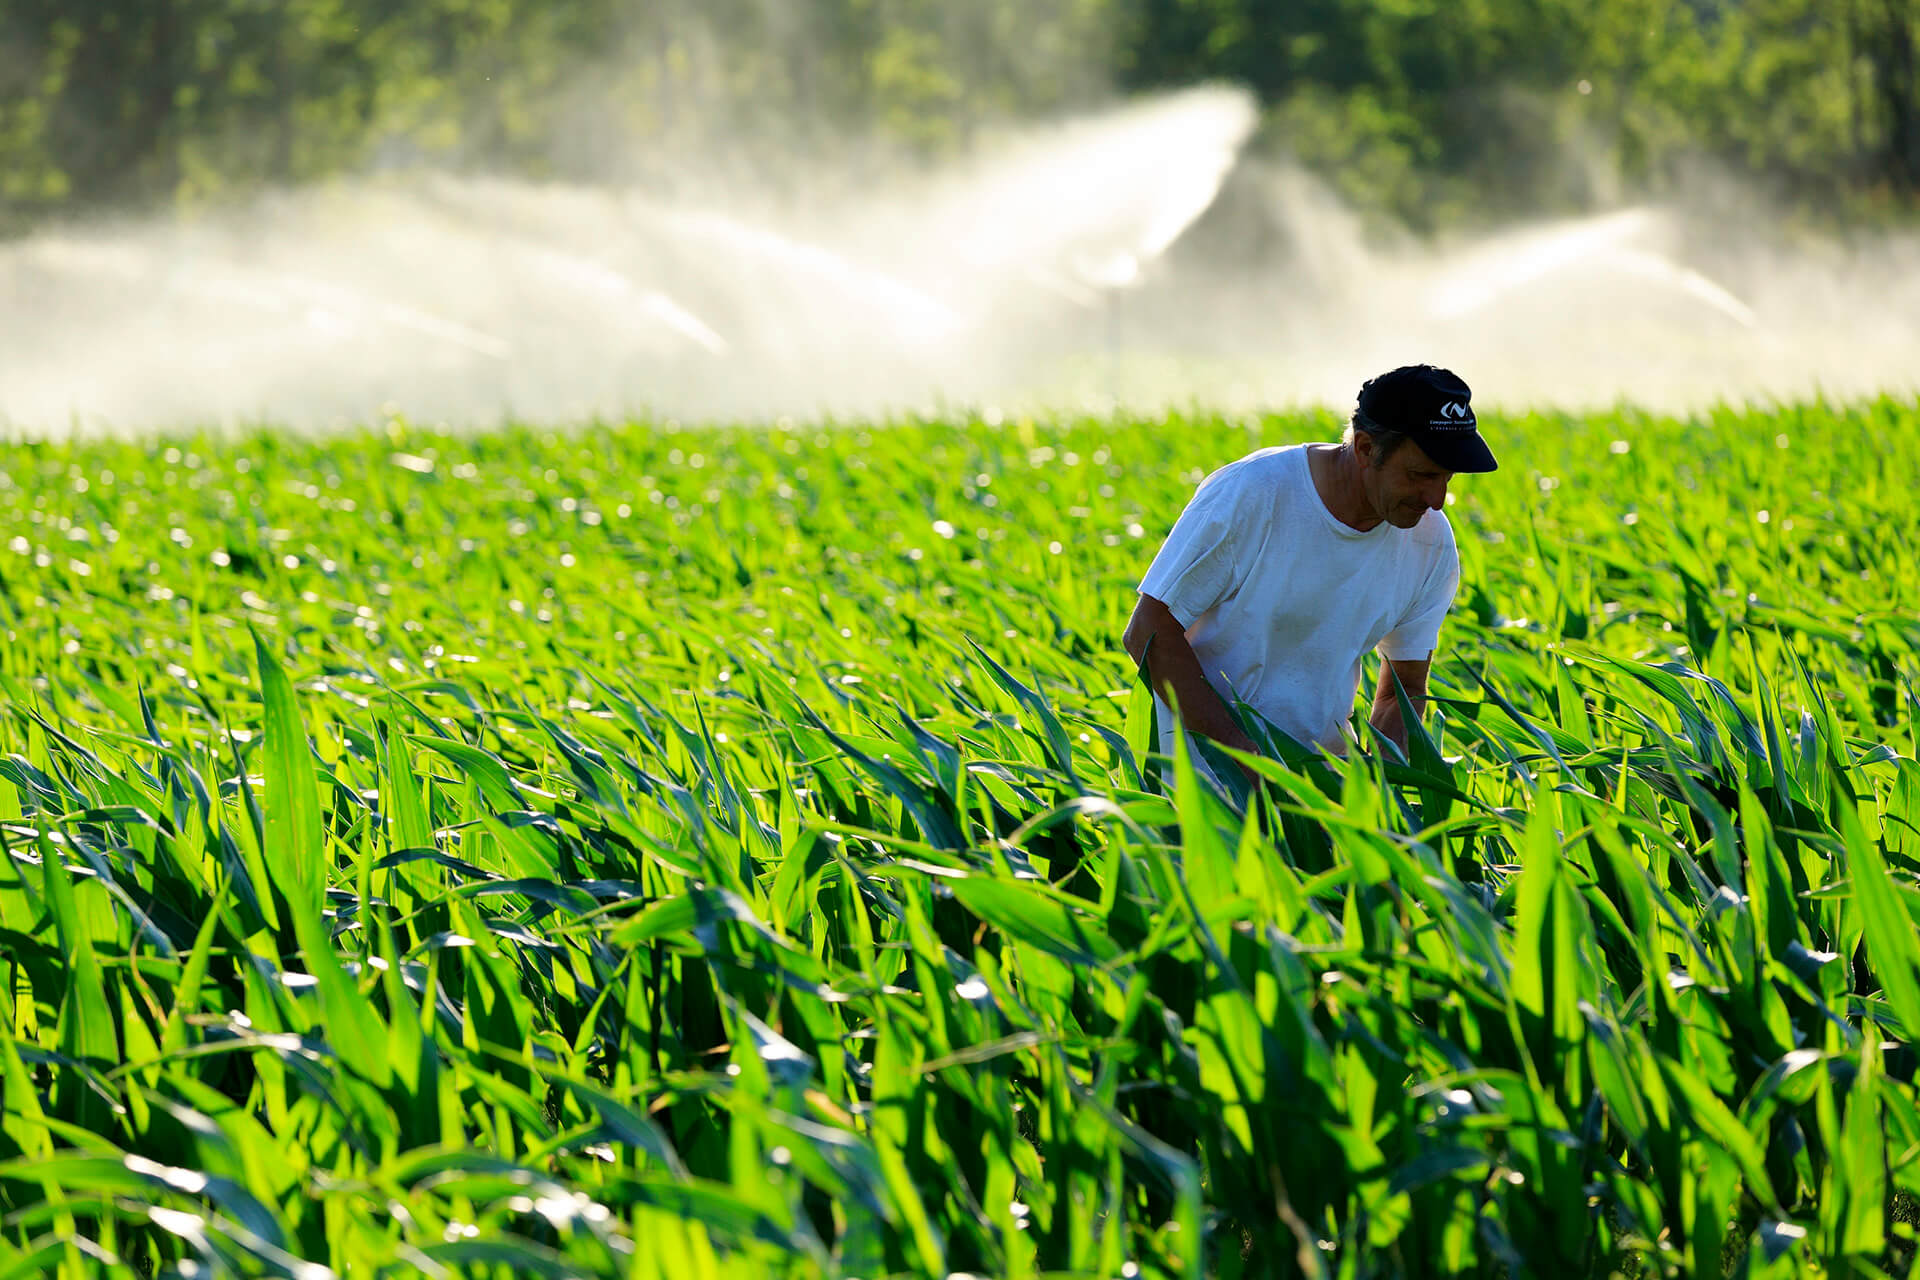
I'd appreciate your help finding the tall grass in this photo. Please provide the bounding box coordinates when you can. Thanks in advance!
[1,400,1918,1276]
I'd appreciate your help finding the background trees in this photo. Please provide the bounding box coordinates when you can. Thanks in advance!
[0,0,1914,232]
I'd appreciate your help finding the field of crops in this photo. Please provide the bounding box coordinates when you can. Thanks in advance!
[2,398,1920,1278]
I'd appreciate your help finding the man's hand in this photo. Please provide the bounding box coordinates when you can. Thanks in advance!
[1122,594,1260,766]
[1368,654,1432,757]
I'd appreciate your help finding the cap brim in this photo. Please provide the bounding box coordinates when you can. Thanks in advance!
[1419,429,1498,474]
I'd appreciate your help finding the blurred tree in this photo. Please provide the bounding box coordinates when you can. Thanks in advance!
[1855,0,1920,192]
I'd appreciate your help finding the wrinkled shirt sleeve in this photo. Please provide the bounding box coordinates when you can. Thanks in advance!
[1136,469,1248,628]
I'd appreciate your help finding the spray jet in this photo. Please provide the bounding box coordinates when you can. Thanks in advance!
[1424,207,1756,329]
[884,85,1258,311]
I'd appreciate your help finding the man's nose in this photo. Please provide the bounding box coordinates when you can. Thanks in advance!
[1428,484,1448,510]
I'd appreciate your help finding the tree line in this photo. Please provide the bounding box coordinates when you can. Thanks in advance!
[1,0,1915,233]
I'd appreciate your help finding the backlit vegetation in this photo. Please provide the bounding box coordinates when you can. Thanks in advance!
[2,401,1919,1276]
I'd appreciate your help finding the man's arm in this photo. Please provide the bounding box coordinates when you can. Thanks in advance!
[1122,594,1258,756]
[1369,653,1432,756]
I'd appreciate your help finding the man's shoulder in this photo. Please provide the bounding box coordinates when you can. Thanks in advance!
[1196,444,1304,496]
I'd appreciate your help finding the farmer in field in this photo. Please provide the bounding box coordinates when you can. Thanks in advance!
[1122,364,1497,769]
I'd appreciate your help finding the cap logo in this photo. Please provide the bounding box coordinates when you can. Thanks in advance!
[1430,400,1475,430]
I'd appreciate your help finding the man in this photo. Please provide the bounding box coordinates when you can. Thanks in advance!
[1122,364,1497,771]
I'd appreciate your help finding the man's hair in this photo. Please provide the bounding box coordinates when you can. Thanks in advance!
[1342,417,1411,466]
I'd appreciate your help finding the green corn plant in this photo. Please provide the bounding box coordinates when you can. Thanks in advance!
[0,400,1916,1275]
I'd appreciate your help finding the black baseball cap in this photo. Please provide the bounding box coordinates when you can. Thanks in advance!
[1354,365,1498,473]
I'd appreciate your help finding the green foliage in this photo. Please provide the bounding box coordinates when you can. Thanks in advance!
[0,0,1118,228]
[2,0,1917,232]
[1133,0,1920,224]
[2,400,1920,1274]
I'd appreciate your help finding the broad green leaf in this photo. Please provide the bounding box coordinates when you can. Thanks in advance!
[253,628,325,920]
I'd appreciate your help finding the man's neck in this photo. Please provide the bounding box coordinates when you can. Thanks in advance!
[1308,443,1384,532]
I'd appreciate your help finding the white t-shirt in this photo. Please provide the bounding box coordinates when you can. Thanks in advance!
[1137,444,1460,757]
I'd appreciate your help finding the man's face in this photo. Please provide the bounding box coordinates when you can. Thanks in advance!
[1358,436,1453,529]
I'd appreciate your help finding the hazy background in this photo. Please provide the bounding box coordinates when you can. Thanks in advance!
[2,0,1918,430]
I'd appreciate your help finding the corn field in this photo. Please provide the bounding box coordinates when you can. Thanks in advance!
[3,401,1920,1277]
